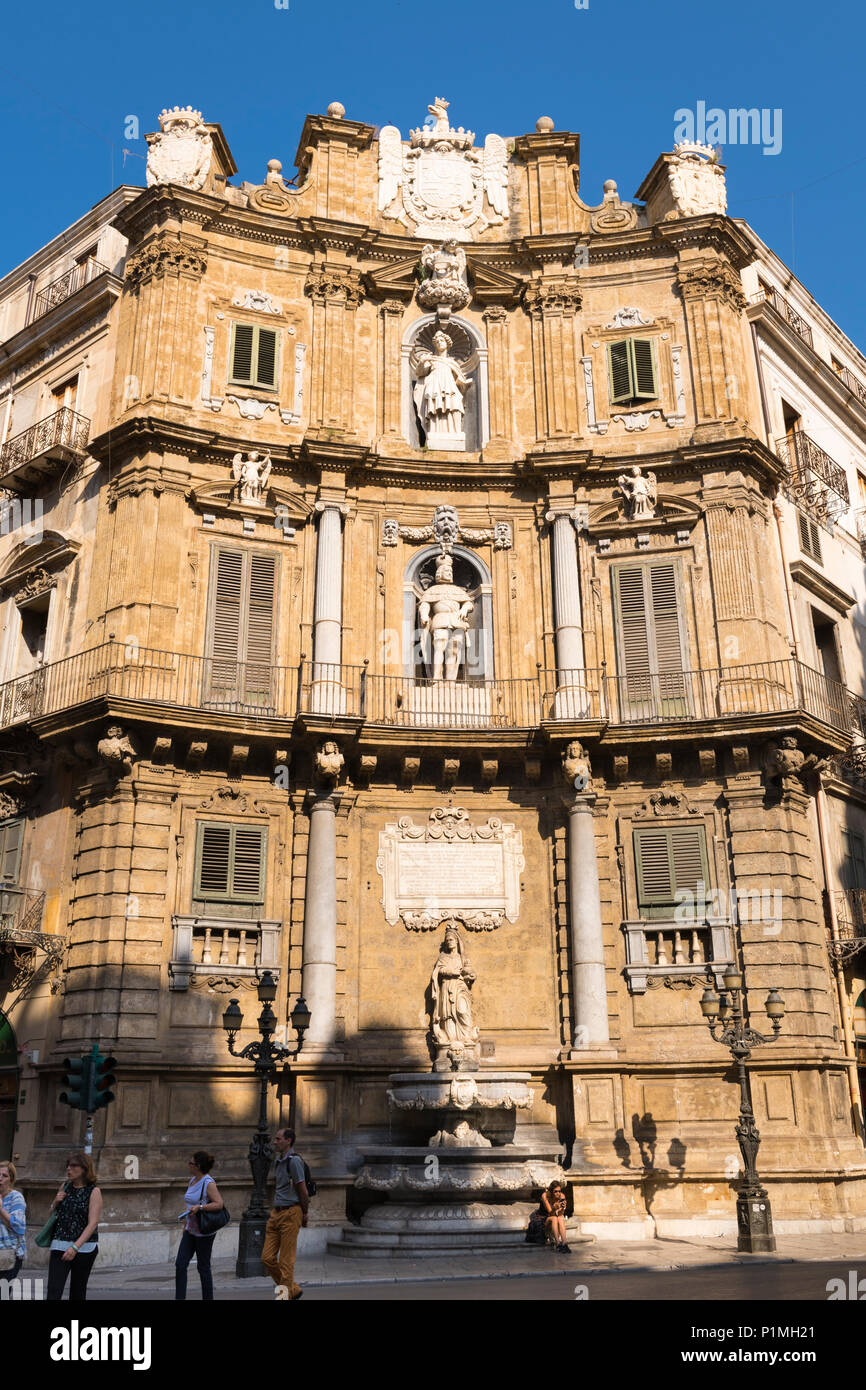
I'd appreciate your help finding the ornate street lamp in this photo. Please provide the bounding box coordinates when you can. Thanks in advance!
[700,970,785,1253]
[222,973,310,1277]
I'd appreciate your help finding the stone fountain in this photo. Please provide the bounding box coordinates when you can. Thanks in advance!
[330,924,589,1255]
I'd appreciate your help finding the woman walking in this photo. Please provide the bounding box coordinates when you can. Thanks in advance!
[175,1150,224,1301]
[0,1161,26,1281]
[46,1152,102,1301]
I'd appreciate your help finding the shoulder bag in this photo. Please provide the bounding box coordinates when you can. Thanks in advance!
[197,1177,230,1236]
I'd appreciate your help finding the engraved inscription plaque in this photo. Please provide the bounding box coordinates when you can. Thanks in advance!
[377,806,524,931]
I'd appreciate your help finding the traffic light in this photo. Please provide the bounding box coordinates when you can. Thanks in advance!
[89,1046,117,1111]
[59,1054,92,1111]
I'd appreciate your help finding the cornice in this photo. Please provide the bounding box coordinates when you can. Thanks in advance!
[0,272,121,378]
[788,559,856,615]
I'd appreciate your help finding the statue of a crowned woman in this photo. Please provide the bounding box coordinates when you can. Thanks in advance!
[411,331,471,451]
[429,924,480,1070]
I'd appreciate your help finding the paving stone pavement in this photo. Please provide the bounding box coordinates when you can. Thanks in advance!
[82,1232,866,1294]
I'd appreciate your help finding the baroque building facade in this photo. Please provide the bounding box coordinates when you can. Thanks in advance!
[0,98,865,1258]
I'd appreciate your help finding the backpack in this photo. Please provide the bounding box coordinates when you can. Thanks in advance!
[293,1155,317,1199]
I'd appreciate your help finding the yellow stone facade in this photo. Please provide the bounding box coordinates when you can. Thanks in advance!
[1,101,865,1258]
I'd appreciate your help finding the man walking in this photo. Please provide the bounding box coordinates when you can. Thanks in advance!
[262,1127,308,1301]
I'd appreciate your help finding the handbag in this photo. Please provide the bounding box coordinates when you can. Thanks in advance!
[35,1182,70,1248]
[525,1207,547,1246]
[196,1178,230,1236]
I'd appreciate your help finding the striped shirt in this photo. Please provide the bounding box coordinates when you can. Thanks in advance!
[0,1189,26,1258]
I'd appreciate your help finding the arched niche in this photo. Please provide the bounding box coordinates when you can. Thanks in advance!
[402,545,494,680]
[401,315,489,453]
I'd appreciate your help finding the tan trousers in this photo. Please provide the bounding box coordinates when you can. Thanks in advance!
[262,1206,303,1298]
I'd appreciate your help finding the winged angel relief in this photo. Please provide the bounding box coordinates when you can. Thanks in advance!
[378,98,509,240]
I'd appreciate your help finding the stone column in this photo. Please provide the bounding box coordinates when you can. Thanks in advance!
[546,504,588,716]
[561,743,610,1051]
[312,499,347,713]
[301,745,345,1057]
[380,298,407,441]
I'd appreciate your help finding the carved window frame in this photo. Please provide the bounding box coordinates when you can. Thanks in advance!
[583,318,677,425]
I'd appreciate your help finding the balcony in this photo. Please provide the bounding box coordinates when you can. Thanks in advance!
[169,914,281,990]
[775,429,849,520]
[0,889,57,997]
[829,890,866,963]
[32,260,108,322]
[834,365,866,410]
[750,287,814,348]
[0,642,855,749]
[621,918,734,994]
[0,407,90,493]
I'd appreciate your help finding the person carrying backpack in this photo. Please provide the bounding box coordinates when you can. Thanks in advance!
[262,1127,309,1301]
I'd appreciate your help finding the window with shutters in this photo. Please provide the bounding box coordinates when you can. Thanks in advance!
[634,824,709,920]
[229,323,279,390]
[611,560,690,718]
[797,510,823,565]
[0,821,23,886]
[194,822,267,904]
[607,338,658,407]
[205,546,278,712]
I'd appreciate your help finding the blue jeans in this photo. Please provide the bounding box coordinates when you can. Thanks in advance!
[175,1230,217,1300]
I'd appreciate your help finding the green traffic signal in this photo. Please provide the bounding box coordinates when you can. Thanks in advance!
[59,1055,92,1111]
[90,1048,118,1111]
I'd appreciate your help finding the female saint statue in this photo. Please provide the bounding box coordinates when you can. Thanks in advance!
[411,331,471,451]
[429,924,480,1070]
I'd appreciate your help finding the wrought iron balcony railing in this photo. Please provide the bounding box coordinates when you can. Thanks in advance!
[851,507,866,561]
[835,364,866,409]
[775,429,849,519]
[0,406,90,482]
[0,641,854,739]
[32,260,108,321]
[750,287,814,349]
[830,889,866,962]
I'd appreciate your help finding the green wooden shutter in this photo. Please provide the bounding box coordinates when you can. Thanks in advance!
[634,824,708,918]
[195,823,267,903]
[244,553,277,708]
[231,324,255,384]
[798,511,823,565]
[630,338,658,400]
[196,822,232,898]
[206,547,278,711]
[613,562,688,717]
[255,329,278,388]
[209,548,244,701]
[0,820,23,882]
[608,340,632,404]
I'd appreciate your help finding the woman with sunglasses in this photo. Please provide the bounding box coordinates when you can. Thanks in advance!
[175,1150,225,1301]
[46,1151,102,1300]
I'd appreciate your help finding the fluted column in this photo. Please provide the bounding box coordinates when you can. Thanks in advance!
[312,499,347,712]
[546,505,588,715]
[561,744,609,1050]
[301,789,341,1056]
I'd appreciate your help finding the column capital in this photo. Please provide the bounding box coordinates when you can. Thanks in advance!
[314,497,349,517]
[545,504,588,530]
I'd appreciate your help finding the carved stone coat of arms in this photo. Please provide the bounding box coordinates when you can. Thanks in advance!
[378,97,509,240]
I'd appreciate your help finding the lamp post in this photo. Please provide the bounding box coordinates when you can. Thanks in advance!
[222,973,310,1277]
[700,968,785,1253]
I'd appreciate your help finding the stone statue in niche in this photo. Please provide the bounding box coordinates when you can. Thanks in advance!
[410,331,472,451]
[429,923,480,1071]
[231,450,272,505]
[416,241,470,320]
[617,465,657,520]
[417,552,474,681]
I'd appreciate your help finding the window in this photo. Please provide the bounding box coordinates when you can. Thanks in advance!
[229,324,278,389]
[607,338,658,407]
[611,561,689,716]
[194,822,267,904]
[634,824,709,919]
[0,821,23,885]
[205,546,278,710]
[798,511,823,565]
[841,830,866,891]
[51,376,79,414]
[811,609,842,685]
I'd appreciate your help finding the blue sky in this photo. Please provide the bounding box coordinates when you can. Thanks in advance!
[2,0,864,347]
